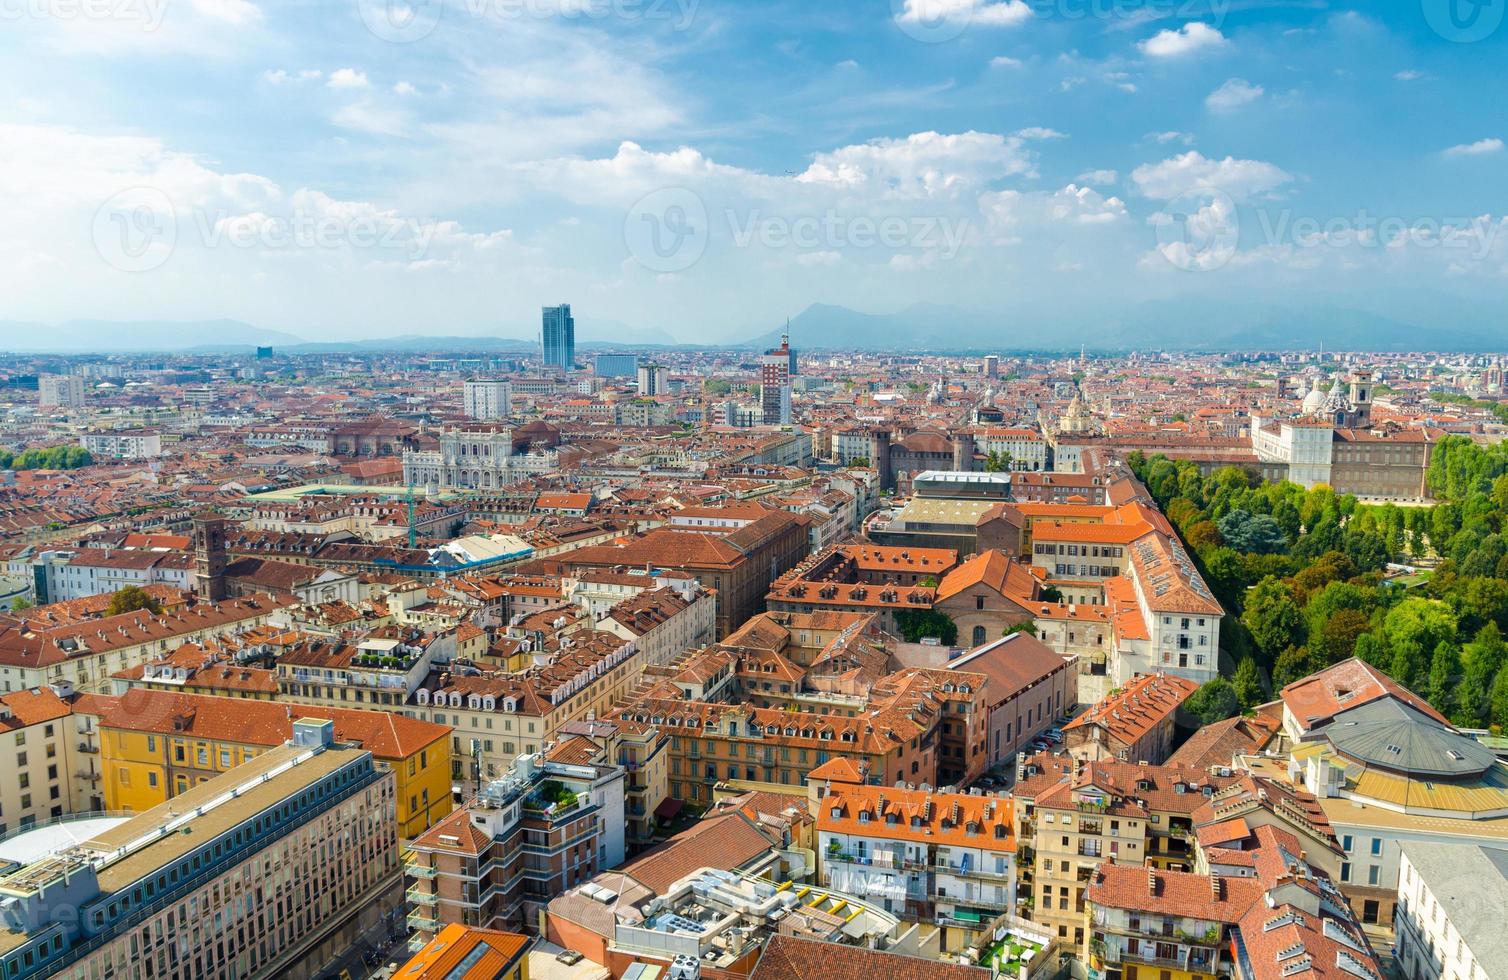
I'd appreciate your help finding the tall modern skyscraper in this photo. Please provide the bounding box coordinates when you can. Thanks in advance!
[542,304,575,370]
[762,333,793,425]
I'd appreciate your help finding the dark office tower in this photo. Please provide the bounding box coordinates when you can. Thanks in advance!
[542,304,575,370]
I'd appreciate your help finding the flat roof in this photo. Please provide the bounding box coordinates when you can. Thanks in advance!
[86,743,368,893]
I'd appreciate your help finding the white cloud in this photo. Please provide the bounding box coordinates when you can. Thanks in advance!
[1138,22,1228,58]
[896,0,1032,28]
[1014,127,1066,140]
[1131,151,1291,201]
[1205,78,1263,112]
[1076,169,1118,185]
[796,250,842,267]
[328,68,370,90]
[394,81,417,95]
[1395,69,1426,81]
[1150,131,1196,146]
[1442,138,1503,158]
[990,56,1023,68]
[332,101,411,137]
[261,69,290,85]
[980,184,1127,243]
[796,130,1042,198]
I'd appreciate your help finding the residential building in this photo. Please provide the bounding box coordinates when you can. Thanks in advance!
[0,687,83,831]
[1062,672,1197,765]
[0,728,401,980]
[465,379,514,420]
[79,430,163,459]
[635,363,668,396]
[543,304,575,370]
[608,699,936,809]
[406,752,625,937]
[0,594,295,693]
[1086,865,1265,980]
[410,629,645,782]
[1014,756,1238,945]
[751,935,990,980]
[38,374,85,408]
[98,690,452,837]
[811,764,1017,951]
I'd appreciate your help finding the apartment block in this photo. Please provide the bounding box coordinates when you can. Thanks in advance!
[0,728,400,980]
[811,763,1017,952]
[406,752,625,937]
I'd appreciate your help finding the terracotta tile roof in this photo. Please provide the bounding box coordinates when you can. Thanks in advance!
[1166,712,1280,770]
[411,805,492,856]
[1087,863,1264,922]
[619,811,780,894]
[751,935,991,980]
[1063,672,1197,748]
[1279,657,1447,733]
[935,549,1040,604]
[818,783,1015,851]
[100,689,447,759]
[0,687,73,731]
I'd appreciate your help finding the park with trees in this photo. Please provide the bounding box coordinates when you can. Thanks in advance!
[1128,435,1508,731]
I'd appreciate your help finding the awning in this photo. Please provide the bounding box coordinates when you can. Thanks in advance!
[655,798,684,820]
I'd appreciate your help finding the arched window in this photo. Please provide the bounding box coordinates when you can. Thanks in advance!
[972,625,987,646]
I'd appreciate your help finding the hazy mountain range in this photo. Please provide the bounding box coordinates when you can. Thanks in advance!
[4,297,1503,355]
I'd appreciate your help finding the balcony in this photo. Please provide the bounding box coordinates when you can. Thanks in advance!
[406,887,438,906]
[406,862,438,879]
[407,911,439,932]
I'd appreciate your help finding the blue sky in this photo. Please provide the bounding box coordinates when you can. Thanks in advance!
[3,0,1506,344]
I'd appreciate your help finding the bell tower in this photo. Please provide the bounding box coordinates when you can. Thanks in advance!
[193,512,229,602]
[1348,369,1373,427]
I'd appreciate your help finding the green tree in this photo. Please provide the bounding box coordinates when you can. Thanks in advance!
[983,450,1013,473]
[1216,508,1288,554]
[1492,667,1508,730]
[893,609,957,645]
[106,586,162,617]
[1233,656,1265,708]
[1003,621,1039,637]
[8,597,33,611]
[1242,577,1305,667]
[1183,678,1242,725]
[1426,641,1462,718]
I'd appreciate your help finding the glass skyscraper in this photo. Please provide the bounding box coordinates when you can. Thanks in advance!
[542,303,575,369]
